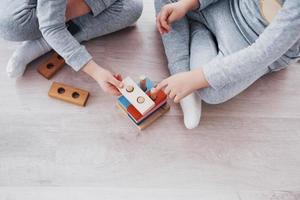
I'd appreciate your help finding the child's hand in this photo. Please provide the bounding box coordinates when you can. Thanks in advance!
[155,69,209,103]
[97,70,124,96]
[156,1,189,34]
[82,60,124,96]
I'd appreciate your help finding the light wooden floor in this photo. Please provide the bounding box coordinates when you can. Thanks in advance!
[0,1,300,199]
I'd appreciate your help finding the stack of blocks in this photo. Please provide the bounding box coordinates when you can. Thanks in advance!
[117,76,170,130]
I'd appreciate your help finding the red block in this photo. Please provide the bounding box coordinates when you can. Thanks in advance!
[127,90,167,123]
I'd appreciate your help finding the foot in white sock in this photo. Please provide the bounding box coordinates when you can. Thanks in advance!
[180,93,202,129]
[6,38,51,78]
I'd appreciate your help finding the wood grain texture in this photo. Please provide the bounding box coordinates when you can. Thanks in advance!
[0,0,299,199]
[48,82,89,107]
[37,52,65,79]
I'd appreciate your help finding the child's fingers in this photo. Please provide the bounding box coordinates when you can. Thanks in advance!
[156,13,163,34]
[155,80,168,92]
[174,94,183,103]
[114,74,123,81]
[169,90,176,99]
[159,9,171,32]
[109,76,124,89]
[157,13,169,34]
[108,85,122,96]
[164,86,172,95]
[160,17,171,33]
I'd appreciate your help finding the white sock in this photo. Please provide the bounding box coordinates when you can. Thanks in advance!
[7,38,51,78]
[180,93,202,129]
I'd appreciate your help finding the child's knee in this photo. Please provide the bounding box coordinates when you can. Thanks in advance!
[199,88,232,105]
[0,9,40,41]
[128,0,143,22]
[119,0,143,25]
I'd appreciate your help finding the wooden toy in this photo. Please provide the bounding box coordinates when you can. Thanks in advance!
[139,75,147,92]
[117,77,170,130]
[119,77,155,115]
[48,82,89,107]
[117,103,170,130]
[150,88,157,100]
[37,52,65,79]
[126,89,167,124]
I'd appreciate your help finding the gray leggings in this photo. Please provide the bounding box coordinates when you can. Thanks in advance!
[0,0,143,47]
[155,0,270,104]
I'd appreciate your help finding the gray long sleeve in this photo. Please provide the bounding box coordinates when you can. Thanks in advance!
[36,0,92,71]
[202,0,300,90]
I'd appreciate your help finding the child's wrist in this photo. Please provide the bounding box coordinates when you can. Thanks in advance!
[82,60,105,81]
[193,69,209,89]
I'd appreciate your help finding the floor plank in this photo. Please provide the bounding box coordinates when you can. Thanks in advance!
[0,0,300,199]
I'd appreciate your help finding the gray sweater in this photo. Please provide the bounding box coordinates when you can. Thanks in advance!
[37,0,117,71]
[199,0,300,90]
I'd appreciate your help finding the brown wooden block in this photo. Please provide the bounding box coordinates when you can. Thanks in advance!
[48,82,89,107]
[38,52,65,79]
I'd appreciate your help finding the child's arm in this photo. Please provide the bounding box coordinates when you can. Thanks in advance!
[37,0,123,96]
[157,0,300,103]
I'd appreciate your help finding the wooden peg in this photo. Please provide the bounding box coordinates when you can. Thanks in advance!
[139,75,147,92]
[38,52,65,79]
[150,88,157,100]
[48,82,89,107]
[119,77,155,115]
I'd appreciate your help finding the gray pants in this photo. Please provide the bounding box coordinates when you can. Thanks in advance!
[0,0,143,46]
[155,0,270,104]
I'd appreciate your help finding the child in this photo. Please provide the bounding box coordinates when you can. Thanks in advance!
[154,0,300,129]
[0,0,143,96]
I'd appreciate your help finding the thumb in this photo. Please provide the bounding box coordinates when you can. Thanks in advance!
[109,76,124,89]
[155,80,168,92]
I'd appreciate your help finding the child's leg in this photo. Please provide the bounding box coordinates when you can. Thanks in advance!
[155,0,205,129]
[154,0,190,74]
[0,0,41,41]
[195,0,270,104]
[6,0,143,78]
[187,21,218,127]
[0,0,53,77]
[72,0,143,43]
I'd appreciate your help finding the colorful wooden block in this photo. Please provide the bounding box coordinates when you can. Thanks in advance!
[117,77,170,130]
[127,89,167,123]
[48,82,89,107]
[37,52,65,79]
[117,103,170,130]
[119,77,155,115]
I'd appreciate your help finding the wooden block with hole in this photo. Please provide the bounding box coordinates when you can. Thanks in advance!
[117,77,170,130]
[118,77,155,115]
[37,52,65,79]
[48,82,89,107]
